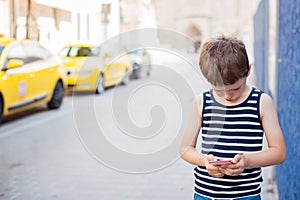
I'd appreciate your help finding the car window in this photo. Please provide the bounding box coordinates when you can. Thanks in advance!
[3,44,26,69]
[90,46,100,56]
[101,41,122,57]
[67,46,80,57]
[7,44,26,62]
[66,46,100,57]
[77,47,91,57]
[125,48,147,56]
[37,45,51,59]
[23,44,51,63]
[130,50,139,54]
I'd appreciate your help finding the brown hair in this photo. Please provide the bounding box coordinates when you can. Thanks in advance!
[199,35,249,86]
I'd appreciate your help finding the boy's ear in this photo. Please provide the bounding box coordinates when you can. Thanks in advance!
[247,64,252,77]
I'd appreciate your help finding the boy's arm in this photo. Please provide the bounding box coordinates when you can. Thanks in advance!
[242,93,286,168]
[180,95,209,167]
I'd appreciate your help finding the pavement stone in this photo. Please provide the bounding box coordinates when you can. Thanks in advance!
[0,52,280,200]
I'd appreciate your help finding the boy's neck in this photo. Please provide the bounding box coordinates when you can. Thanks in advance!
[212,84,252,106]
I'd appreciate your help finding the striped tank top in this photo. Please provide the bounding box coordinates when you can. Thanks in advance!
[194,88,264,199]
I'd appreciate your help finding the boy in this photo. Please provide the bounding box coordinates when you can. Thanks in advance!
[180,35,286,200]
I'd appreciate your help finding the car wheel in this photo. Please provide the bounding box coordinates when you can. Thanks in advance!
[131,70,138,79]
[132,63,141,79]
[48,81,64,109]
[147,64,151,76]
[96,74,105,94]
[0,96,3,124]
[122,70,130,85]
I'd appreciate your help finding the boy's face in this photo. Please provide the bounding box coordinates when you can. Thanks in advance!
[211,77,247,103]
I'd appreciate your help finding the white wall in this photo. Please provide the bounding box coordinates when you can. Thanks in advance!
[0,0,10,37]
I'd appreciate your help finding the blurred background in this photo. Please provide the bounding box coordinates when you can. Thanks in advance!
[0,0,260,52]
[0,0,299,199]
[0,0,279,97]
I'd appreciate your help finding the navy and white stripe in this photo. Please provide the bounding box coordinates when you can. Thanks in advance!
[194,88,264,199]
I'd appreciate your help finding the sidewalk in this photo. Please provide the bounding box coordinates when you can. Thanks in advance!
[261,166,279,200]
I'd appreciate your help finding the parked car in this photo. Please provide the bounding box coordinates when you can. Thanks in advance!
[59,44,133,94]
[0,38,66,124]
[126,48,151,79]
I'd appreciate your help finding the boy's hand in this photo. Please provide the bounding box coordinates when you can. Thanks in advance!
[205,154,225,178]
[219,154,245,176]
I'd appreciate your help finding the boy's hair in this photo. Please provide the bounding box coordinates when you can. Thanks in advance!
[199,35,249,86]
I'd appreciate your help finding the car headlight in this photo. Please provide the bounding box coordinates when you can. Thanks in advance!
[66,68,74,76]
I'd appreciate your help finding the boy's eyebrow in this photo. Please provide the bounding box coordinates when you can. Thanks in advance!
[214,85,241,91]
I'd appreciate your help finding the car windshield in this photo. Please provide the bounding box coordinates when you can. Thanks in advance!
[61,46,100,57]
[128,49,138,54]
[126,48,146,56]
[0,46,5,57]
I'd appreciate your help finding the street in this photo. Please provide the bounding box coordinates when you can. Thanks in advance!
[0,52,277,200]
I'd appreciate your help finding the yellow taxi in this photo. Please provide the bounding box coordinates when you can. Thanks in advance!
[59,44,133,94]
[0,38,67,124]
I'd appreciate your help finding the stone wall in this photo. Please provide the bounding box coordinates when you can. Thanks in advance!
[276,0,300,199]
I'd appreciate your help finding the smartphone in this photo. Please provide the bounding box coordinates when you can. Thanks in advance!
[208,159,233,166]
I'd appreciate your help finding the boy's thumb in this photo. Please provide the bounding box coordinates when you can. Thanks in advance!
[232,153,243,164]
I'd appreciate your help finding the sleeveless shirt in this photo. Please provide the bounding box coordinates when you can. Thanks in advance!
[194,88,264,199]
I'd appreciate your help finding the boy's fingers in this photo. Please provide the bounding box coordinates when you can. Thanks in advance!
[206,154,215,161]
[232,154,243,164]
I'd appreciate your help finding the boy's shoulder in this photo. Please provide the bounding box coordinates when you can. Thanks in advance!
[260,92,274,105]
[259,91,277,118]
[191,92,206,107]
[201,89,211,96]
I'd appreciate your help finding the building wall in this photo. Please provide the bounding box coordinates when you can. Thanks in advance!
[0,0,10,37]
[276,0,300,199]
[33,0,121,51]
[1,0,121,52]
[253,0,269,92]
[152,0,260,61]
[8,0,71,38]
[2,0,262,54]
[267,0,279,101]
